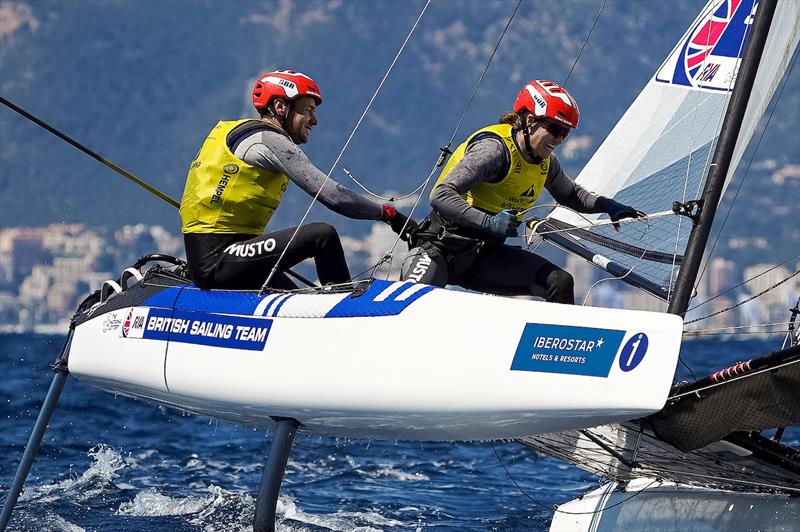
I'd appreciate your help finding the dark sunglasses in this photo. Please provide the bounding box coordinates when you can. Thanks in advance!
[540,120,571,138]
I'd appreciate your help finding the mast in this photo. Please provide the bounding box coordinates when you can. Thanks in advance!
[668,0,778,317]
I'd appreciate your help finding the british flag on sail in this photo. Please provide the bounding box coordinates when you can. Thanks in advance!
[656,0,758,92]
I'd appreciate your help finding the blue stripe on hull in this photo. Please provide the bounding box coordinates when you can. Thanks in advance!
[142,280,434,318]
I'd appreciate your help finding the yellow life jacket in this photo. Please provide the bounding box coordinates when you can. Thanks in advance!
[431,123,549,215]
[179,119,289,234]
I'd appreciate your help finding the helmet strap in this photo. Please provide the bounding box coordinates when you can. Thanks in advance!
[522,122,543,164]
[283,105,302,144]
[267,100,300,144]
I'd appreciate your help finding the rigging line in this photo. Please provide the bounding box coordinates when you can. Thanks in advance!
[669,19,716,302]
[491,443,659,515]
[684,330,789,337]
[529,210,672,236]
[444,0,523,150]
[371,0,524,281]
[695,44,800,287]
[685,321,792,333]
[638,466,800,494]
[669,7,750,301]
[682,10,762,300]
[684,268,800,324]
[261,0,431,289]
[581,220,654,306]
[525,202,668,239]
[339,0,522,219]
[688,251,800,312]
[342,168,427,202]
[678,355,697,381]
[562,0,606,86]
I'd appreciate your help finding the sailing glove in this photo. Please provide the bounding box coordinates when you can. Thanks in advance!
[381,204,419,242]
[483,210,520,238]
[601,199,646,231]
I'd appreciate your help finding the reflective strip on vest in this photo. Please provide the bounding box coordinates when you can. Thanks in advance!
[179,119,289,234]
[431,123,549,214]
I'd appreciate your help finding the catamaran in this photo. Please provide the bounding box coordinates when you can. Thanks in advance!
[1,0,797,530]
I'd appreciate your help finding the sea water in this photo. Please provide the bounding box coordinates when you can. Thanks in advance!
[0,334,795,531]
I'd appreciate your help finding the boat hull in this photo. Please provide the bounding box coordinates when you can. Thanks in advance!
[68,278,684,440]
[550,480,800,532]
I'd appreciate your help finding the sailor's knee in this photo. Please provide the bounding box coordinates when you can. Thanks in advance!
[546,269,574,303]
[401,247,437,284]
[302,222,340,244]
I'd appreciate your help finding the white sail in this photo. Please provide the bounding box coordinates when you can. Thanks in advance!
[545,0,800,300]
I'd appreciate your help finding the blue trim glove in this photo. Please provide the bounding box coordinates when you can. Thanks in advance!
[483,210,520,238]
[602,199,646,231]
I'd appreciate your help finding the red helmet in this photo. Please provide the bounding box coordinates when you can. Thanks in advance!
[514,80,579,129]
[252,70,322,112]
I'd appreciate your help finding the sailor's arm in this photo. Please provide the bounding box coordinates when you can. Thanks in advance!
[239,130,384,220]
[430,136,509,230]
[544,156,644,228]
[543,156,607,213]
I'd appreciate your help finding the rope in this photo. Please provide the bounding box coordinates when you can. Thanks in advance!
[688,251,800,312]
[685,268,800,324]
[342,167,428,202]
[261,0,431,289]
[563,0,606,86]
[581,220,654,306]
[371,0,524,280]
[695,45,800,288]
[529,209,673,237]
[491,443,659,515]
[443,0,523,152]
[685,321,793,334]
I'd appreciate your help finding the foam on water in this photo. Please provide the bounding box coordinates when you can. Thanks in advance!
[278,496,403,531]
[18,443,131,503]
[357,464,430,482]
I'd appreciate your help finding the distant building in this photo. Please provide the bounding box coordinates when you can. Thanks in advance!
[0,224,184,330]
[708,257,737,296]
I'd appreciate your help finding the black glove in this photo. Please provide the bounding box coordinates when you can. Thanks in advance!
[381,204,419,242]
[482,210,520,238]
[602,199,646,231]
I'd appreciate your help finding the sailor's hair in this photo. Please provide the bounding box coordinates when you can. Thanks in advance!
[498,110,529,128]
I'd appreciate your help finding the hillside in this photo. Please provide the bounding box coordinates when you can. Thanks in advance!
[1,0,797,268]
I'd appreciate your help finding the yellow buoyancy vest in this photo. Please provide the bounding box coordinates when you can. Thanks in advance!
[431,123,549,215]
[180,119,289,234]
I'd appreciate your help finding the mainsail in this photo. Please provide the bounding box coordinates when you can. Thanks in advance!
[542,0,800,301]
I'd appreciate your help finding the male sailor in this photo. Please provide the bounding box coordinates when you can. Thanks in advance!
[180,70,416,289]
[401,80,643,303]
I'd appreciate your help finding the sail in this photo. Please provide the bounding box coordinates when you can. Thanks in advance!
[543,0,800,300]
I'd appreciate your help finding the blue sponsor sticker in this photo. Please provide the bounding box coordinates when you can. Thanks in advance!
[511,323,626,377]
[141,308,272,350]
[618,333,649,372]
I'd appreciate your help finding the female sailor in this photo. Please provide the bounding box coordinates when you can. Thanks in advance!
[401,80,643,303]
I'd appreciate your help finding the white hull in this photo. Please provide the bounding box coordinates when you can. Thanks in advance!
[68,279,683,440]
[550,479,800,532]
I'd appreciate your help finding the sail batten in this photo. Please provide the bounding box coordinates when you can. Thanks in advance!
[544,0,800,301]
